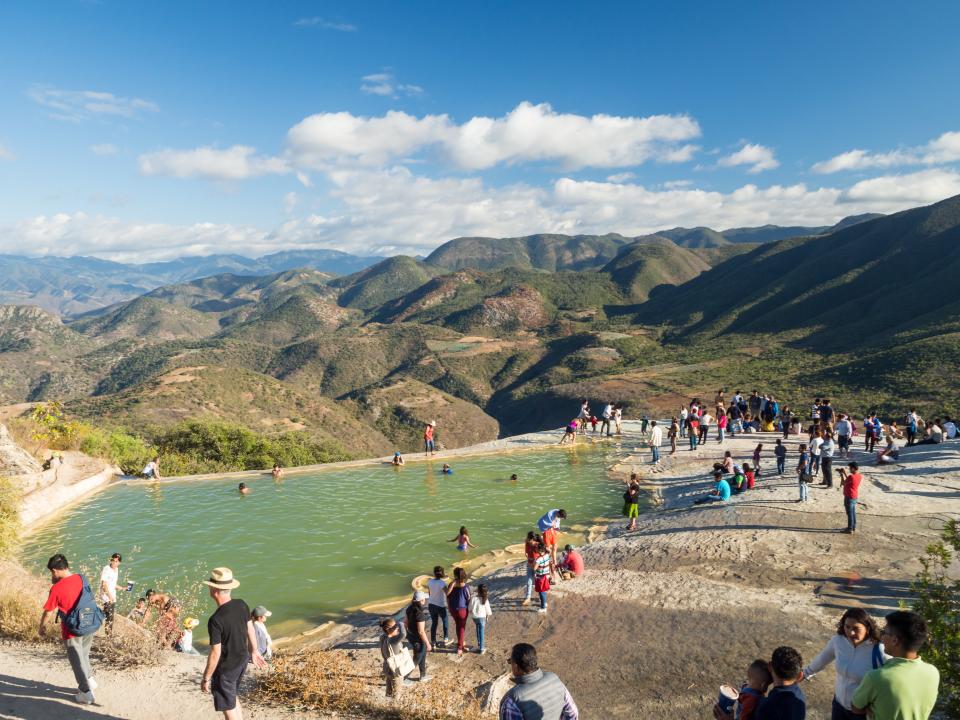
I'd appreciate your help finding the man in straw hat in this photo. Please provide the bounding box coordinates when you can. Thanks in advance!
[201,567,266,719]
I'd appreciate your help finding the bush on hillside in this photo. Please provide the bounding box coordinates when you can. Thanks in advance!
[0,476,21,557]
[152,420,351,475]
[79,427,154,475]
[910,519,960,717]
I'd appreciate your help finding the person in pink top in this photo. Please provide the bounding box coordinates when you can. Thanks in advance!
[717,412,728,443]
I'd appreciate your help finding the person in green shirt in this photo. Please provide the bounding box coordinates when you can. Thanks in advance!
[851,610,939,720]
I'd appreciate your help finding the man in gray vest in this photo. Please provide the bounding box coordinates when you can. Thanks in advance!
[499,643,579,720]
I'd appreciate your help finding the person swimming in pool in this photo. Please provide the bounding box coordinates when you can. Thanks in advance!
[441,464,453,475]
[238,482,250,495]
[448,526,477,551]
[271,464,283,479]
[392,452,405,466]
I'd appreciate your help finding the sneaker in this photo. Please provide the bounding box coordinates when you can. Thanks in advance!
[479,648,487,655]
[75,691,95,705]
[419,674,434,683]
[521,598,531,606]
[87,678,97,691]
[537,607,548,614]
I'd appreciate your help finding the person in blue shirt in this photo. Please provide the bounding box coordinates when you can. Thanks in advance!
[755,646,806,720]
[536,508,566,532]
[695,471,731,504]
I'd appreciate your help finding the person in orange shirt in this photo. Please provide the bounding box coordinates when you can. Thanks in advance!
[424,421,436,455]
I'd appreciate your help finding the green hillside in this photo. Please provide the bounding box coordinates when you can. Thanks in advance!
[425,233,631,271]
[602,239,711,301]
[331,256,440,309]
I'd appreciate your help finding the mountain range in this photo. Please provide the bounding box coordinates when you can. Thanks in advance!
[0,199,956,457]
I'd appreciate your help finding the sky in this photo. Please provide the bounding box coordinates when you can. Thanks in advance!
[1,1,959,262]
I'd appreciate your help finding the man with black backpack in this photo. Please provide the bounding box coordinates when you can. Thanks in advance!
[39,553,103,705]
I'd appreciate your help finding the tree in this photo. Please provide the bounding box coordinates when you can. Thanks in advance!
[29,402,80,453]
[910,519,960,716]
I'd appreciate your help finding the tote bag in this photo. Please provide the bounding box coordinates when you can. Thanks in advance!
[386,641,416,677]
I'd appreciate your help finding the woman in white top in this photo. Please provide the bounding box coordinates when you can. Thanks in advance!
[469,583,493,655]
[803,607,888,720]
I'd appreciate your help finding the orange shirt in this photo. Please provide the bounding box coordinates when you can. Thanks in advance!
[424,425,434,441]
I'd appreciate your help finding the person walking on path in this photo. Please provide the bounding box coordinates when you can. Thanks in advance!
[600,402,614,437]
[499,642,579,720]
[424,421,436,455]
[39,553,102,705]
[679,406,688,437]
[470,583,492,655]
[380,617,410,698]
[797,444,810,503]
[427,566,450,647]
[851,611,939,720]
[775,439,787,475]
[405,591,432,682]
[820,432,836,488]
[669,417,679,455]
[838,463,862,534]
[99,552,121,633]
[446,567,471,657]
[803,608,889,720]
[649,420,663,469]
[200,567,266,720]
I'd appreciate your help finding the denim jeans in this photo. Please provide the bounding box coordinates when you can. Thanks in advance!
[428,604,448,644]
[832,696,862,720]
[844,497,857,530]
[524,564,535,599]
[538,591,548,609]
[777,457,785,475]
[424,439,434,453]
[651,447,660,463]
[799,479,808,501]
[410,641,428,676]
[718,427,725,442]
[809,454,821,474]
[689,433,698,450]
[473,617,486,651]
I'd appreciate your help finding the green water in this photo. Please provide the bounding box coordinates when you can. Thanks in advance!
[23,444,635,640]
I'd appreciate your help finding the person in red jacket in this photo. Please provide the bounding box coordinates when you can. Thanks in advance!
[38,553,97,705]
[838,462,863,533]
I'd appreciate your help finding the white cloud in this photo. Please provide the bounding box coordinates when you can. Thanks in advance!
[8,168,959,261]
[606,172,635,183]
[90,143,119,156]
[293,17,356,31]
[283,191,298,214]
[717,143,779,173]
[812,131,960,173]
[0,145,13,161]
[285,102,701,171]
[360,72,424,98]
[138,145,288,180]
[27,86,158,122]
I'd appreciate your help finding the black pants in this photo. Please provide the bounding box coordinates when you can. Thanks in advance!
[601,418,611,436]
[832,697,862,720]
[410,641,428,676]
[820,457,833,486]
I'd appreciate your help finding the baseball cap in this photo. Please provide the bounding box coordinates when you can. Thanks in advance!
[413,590,429,602]
[253,605,272,618]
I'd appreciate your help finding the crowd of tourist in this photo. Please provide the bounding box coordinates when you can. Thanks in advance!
[35,388,956,720]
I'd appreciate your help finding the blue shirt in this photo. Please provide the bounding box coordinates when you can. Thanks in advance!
[715,479,731,501]
[537,509,561,531]
[756,684,805,720]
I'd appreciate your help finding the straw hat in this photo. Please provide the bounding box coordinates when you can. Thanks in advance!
[429,420,436,426]
[202,567,240,590]
[183,617,200,629]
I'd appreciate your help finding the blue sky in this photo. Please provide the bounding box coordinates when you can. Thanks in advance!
[1,1,958,260]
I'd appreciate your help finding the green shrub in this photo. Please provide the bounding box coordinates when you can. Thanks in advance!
[910,519,960,717]
[80,427,153,475]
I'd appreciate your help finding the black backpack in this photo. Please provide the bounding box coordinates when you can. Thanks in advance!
[60,574,104,636]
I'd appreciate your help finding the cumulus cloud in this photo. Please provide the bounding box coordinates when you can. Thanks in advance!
[293,17,356,31]
[360,72,424,98]
[138,145,289,180]
[717,143,779,173]
[812,130,960,173]
[284,102,701,172]
[27,85,158,122]
[17,167,958,261]
[90,143,119,156]
[606,172,636,183]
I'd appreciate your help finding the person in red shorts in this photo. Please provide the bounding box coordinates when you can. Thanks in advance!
[38,553,97,705]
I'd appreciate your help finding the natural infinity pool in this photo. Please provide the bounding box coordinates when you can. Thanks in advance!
[23,443,635,641]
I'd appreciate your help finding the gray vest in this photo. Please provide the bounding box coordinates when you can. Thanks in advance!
[503,669,568,720]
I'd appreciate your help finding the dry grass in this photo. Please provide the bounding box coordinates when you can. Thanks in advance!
[0,559,164,667]
[256,647,487,720]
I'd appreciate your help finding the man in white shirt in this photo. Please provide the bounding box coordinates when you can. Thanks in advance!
[649,421,663,468]
[99,553,122,631]
[835,414,853,458]
[809,430,824,475]
[601,403,614,437]
[699,412,714,445]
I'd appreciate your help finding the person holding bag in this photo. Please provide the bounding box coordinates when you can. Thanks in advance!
[380,618,415,698]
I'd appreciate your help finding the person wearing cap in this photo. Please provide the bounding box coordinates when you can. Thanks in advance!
[404,591,432,682]
[251,606,273,661]
[201,567,266,719]
[424,421,436,456]
[392,451,405,466]
[177,617,202,655]
[558,545,584,580]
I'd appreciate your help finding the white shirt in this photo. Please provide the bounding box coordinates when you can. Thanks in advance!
[142,461,157,475]
[469,596,492,619]
[427,577,448,607]
[179,629,195,653]
[945,421,958,439]
[810,437,824,456]
[680,408,688,420]
[820,439,835,458]
[835,419,851,436]
[100,564,118,603]
[602,404,613,419]
[700,413,714,426]
[650,426,663,446]
[804,635,889,710]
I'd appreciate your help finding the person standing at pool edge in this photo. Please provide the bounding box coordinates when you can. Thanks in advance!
[201,567,266,720]
[427,566,450,647]
[424,421,436,456]
[99,552,121,633]
[649,420,663,470]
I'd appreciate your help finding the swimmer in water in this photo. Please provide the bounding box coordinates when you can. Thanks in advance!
[448,526,476,551]
[441,463,453,475]
[392,452,405,466]
[271,464,283,479]
[510,473,518,483]
[239,482,250,495]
